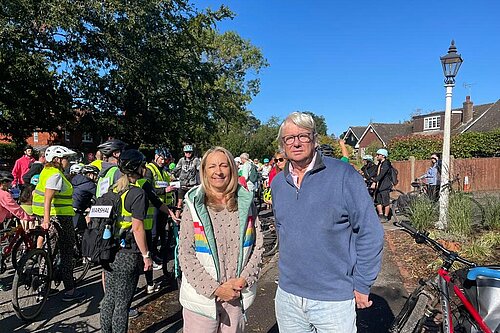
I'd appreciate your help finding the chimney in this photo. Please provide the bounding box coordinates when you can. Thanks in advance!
[462,95,473,123]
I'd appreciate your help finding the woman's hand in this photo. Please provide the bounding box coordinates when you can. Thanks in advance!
[143,257,153,271]
[214,281,241,302]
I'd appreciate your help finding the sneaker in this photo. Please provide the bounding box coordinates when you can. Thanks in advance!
[152,262,163,271]
[152,255,163,265]
[147,283,160,294]
[129,308,139,319]
[62,290,85,302]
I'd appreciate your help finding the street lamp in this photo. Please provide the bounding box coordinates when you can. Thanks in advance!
[437,40,463,229]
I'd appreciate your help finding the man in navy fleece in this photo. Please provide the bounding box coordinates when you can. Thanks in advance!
[271,112,384,333]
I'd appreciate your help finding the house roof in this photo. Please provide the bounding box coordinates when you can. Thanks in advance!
[345,126,366,140]
[455,100,500,134]
[358,122,413,147]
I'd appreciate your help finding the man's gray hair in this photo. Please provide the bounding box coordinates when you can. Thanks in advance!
[277,112,317,148]
[240,152,249,160]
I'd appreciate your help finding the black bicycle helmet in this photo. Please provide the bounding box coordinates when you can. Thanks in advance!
[155,147,172,159]
[82,165,100,175]
[118,149,146,175]
[317,144,334,157]
[0,171,14,182]
[97,139,128,157]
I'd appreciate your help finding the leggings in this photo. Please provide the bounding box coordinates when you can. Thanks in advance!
[100,251,142,333]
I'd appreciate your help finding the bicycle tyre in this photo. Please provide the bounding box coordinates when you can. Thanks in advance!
[468,196,485,225]
[389,287,432,333]
[12,248,52,321]
[73,256,91,285]
[11,237,34,270]
[261,217,279,257]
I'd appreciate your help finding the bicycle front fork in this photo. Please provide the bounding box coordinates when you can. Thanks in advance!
[438,274,453,332]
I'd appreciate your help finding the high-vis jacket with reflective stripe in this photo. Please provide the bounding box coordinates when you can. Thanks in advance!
[33,167,74,217]
[146,163,174,205]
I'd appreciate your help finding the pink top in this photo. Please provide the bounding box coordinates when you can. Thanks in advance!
[0,189,33,223]
[12,155,35,185]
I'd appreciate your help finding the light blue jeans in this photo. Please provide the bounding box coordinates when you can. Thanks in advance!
[275,286,357,333]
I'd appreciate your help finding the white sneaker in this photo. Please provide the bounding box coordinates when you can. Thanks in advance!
[147,283,160,294]
[152,262,163,271]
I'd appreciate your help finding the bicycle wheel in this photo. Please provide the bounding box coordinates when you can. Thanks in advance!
[73,256,91,285]
[389,285,433,333]
[260,217,278,257]
[468,196,484,225]
[11,237,35,270]
[12,248,52,321]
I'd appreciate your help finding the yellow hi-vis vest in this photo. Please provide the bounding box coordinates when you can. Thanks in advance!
[33,167,74,217]
[135,179,154,230]
[116,188,133,231]
[146,163,173,205]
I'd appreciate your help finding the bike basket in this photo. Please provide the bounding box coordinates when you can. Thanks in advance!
[458,266,500,333]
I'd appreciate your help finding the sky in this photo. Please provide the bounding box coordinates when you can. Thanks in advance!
[192,0,500,137]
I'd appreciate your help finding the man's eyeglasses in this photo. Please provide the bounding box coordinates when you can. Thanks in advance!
[274,158,285,163]
[282,133,313,145]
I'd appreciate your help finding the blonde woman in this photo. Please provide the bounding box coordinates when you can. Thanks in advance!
[179,146,264,333]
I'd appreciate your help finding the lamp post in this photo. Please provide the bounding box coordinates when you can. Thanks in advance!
[437,40,463,229]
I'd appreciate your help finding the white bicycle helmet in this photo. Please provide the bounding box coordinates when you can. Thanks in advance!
[70,163,84,175]
[45,145,77,162]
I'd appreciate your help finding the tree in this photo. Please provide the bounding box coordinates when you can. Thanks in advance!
[0,1,267,152]
[303,111,328,135]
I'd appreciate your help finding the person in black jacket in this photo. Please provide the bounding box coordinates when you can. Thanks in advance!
[371,148,393,221]
[71,165,99,230]
[22,149,46,185]
[360,155,377,195]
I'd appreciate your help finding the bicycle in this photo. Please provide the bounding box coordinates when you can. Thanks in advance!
[260,215,279,257]
[0,219,39,273]
[12,223,86,321]
[389,219,500,333]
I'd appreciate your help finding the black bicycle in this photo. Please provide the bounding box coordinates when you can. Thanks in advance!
[260,216,279,257]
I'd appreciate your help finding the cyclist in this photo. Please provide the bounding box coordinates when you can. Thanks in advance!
[100,149,153,333]
[145,148,176,274]
[71,165,99,230]
[173,144,200,217]
[32,145,85,301]
[360,155,377,195]
[418,153,441,202]
[96,139,128,198]
[371,148,393,222]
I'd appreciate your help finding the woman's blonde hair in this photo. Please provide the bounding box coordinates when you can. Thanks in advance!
[113,174,130,193]
[200,146,239,212]
[45,160,63,172]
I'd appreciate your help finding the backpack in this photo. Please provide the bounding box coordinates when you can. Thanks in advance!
[81,188,126,270]
[390,166,399,186]
[248,163,259,183]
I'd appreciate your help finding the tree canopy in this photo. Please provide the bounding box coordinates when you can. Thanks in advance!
[0,0,267,151]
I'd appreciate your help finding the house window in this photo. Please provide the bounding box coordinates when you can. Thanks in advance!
[424,116,441,130]
[82,132,93,143]
[65,131,70,142]
[33,131,39,143]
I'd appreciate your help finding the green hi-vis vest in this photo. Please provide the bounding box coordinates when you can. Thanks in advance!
[32,167,74,217]
[96,166,119,198]
[135,179,154,230]
[146,163,173,205]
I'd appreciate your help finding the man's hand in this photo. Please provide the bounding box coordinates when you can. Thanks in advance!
[354,290,373,309]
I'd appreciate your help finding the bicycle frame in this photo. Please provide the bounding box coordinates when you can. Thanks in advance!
[1,226,34,258]
[437,268,492,333]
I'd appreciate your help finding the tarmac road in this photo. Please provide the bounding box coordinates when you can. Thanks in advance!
[0,223,407,333]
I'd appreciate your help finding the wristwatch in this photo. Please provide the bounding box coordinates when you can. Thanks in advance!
[142,251,151,259]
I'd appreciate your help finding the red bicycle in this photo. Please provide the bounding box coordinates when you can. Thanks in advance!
[0,219,39,274]
[390,220,500,333]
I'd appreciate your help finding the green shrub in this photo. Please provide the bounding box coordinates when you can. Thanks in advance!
[448,192,473,236]
[459,231,500,262]
[409,196,437,230]
[483,196,500,230]
[0,142,17,160]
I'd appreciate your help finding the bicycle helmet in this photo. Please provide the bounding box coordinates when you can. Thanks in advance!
[263,158,270,163]
[69,163,84,175]
[30,174,40,186]
[376,148,388,157]
[45,145,77,162]
[183,145,193,152]
[263,188,272,202]
[362,155,374,161]
[317,144,334,157]
[97,139,128,157]
[82,164,100,175]
[118,149,146,175]
[0,171,14,183]
[155,147,172,159]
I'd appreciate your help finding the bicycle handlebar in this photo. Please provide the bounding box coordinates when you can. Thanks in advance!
[394,220,476,268]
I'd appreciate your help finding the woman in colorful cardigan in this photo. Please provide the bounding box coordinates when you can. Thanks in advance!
[178,146,264,333]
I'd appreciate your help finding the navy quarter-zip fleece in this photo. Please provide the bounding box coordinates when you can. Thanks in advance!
[271,153,384,301]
